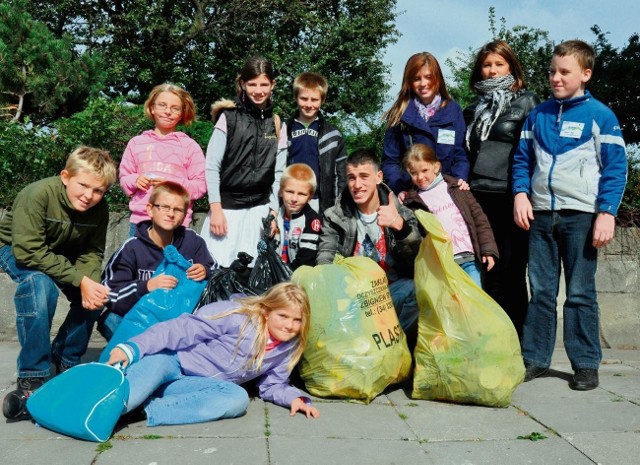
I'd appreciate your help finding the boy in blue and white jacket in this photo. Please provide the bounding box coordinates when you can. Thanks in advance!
[512,40,627,391]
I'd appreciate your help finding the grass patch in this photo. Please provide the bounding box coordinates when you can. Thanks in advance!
[398,413,408,420]
[406,402,419,407]
[142,434,163,440]
[96,441,113,453]
[517,432,547,441]
[264,404,271,438]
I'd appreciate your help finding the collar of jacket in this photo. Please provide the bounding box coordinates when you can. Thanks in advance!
[401,96,456,129]
[236,97,274,119]
[134,220,186,249]
[286,110,325,132]
[337,183,393,218]
[553,90,592,108]
[403,174,459,209]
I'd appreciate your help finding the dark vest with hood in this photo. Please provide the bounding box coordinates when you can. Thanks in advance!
[218,98,279,209]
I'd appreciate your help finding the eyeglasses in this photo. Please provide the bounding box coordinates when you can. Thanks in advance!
[152,204,185,215]
[153,102,183,115]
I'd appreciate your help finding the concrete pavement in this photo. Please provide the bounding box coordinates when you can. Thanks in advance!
[1,342,638,465]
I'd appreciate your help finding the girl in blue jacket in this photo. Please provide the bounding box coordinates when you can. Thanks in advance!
[107,282,319,426]
[382,52,469,196]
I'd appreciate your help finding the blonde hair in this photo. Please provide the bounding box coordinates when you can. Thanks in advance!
[144,83,196,126]
[293,72,328,102]
[64,146,117,187]
[280,163,317,196]
[382,52,451,128]
[149,181,190,210]
[211,282,310,373]
[554,40,595,72]
[403,143,440,170]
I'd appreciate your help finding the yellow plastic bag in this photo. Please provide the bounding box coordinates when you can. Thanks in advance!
[412,210,524,407]
[292,256,412,403]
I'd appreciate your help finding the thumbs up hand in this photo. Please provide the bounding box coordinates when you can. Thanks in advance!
[377,192,404,231]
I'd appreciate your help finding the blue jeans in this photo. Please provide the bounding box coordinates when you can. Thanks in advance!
[124,350,249,426]
[0,245,101,377]
[459,260,482,288]
[389,278,418,331]
[97,311,123,341]
[522,211,601,371]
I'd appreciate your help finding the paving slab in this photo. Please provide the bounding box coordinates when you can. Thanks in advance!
[419,437,595,465]
[269,437,432,465]
[564,431,640,465]
[266,399,415,440]
[512,377,640,433]
[114,397,268,439]
[0,437,99,465]
[95,437,269,465]
[395,401,545,442]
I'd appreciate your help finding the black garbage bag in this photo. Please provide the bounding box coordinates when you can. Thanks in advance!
[195,252,257,309]
[248,214,293,293]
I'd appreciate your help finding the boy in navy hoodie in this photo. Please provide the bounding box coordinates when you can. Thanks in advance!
[99,181,216,340]
[512,40,627,391]
[286,72,347,214]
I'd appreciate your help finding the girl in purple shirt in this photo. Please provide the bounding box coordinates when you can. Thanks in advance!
[107,282,319,426]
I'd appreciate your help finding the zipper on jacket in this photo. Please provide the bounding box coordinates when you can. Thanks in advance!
[556,101,563,124]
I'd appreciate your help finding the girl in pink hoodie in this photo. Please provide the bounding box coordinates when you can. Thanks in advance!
[119,84,207,233]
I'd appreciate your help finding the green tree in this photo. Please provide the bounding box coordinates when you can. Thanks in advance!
[27,0,398,121]
[590,26,640,144]
[446,7,554,108]
[0,0,104,122]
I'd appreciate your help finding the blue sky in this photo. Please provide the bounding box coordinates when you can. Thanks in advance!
[383,0,640,104]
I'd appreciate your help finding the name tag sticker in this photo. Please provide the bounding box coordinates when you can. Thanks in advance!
[437,129,456,145]
[560,121,584,139]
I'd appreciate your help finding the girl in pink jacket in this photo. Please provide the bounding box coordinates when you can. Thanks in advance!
[119,83,207,233]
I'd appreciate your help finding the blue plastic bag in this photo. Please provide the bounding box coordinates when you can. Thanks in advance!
[99,245,207,362]
[27,363,128,442]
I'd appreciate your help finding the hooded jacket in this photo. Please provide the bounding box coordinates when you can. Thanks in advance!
[119,130,206,225]
[212,98,280,209]
[382,99,470,194]
[121,298,307,408]
[316,183,421,278]
[403,175,499,263]
[286,111,347,213]
[102,220,216,316]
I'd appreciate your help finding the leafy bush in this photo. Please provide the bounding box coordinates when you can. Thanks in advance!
[0,98,213,210]
[0,122,61,206]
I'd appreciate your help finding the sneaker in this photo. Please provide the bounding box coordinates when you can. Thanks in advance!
[2,377,45,421]
[571,368,599,391]
[52,354,73,375]
[55,360,73,375]
[524,365,549,382]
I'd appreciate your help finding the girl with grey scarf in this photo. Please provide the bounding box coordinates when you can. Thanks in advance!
[463,40,539,340]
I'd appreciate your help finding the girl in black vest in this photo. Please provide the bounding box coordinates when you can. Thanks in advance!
[464,40,539,339]
[201,56,285,267]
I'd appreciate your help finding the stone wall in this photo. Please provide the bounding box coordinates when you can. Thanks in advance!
[1,210,639,348]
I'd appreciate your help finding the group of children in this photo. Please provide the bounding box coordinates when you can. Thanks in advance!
[0,38,628,427]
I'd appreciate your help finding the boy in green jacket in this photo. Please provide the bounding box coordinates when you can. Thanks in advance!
[0,146,117,421]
